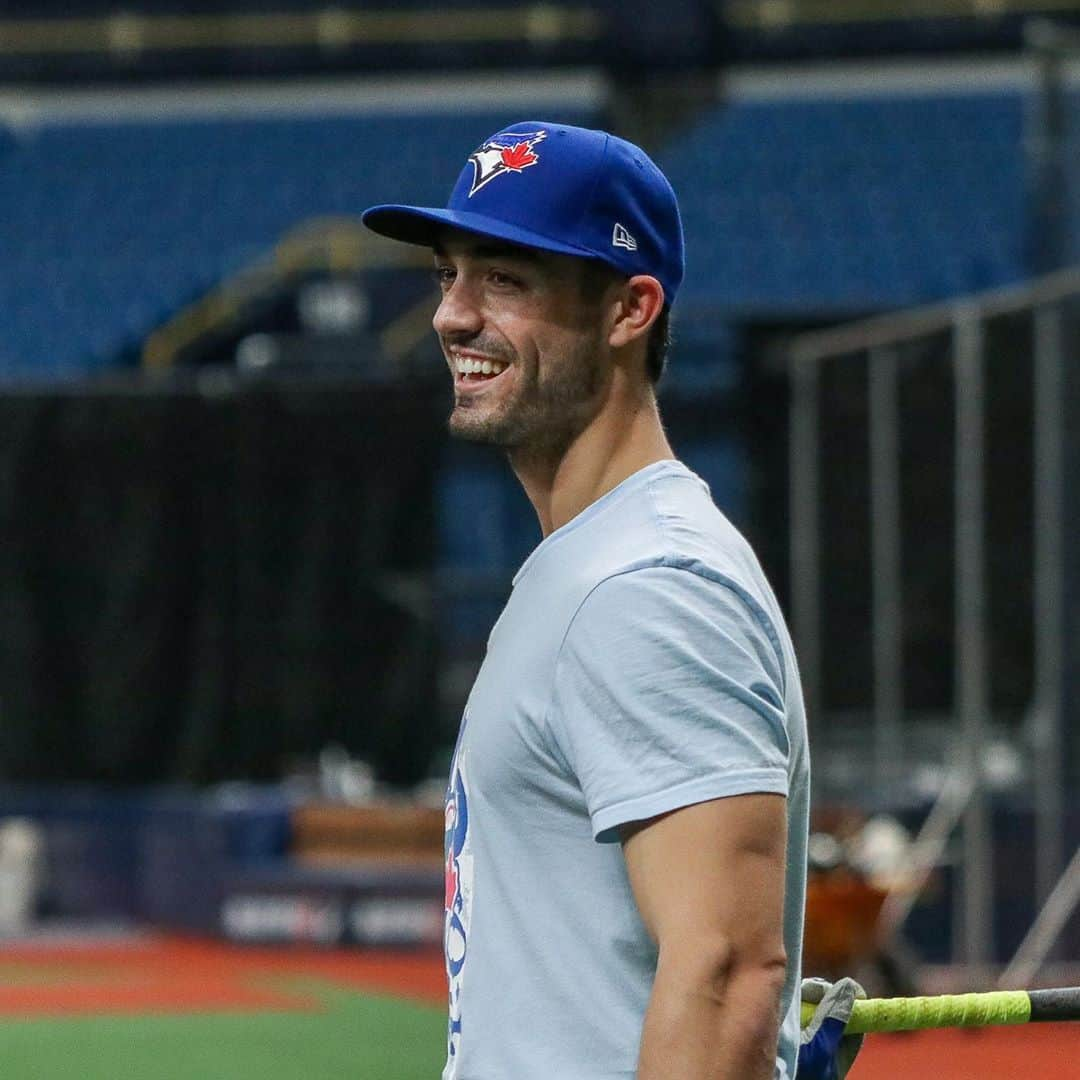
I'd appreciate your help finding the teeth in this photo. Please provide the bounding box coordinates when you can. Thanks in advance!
[455,357,507,377]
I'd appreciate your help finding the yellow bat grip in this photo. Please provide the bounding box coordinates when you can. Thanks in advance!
[801,990,1032,1034]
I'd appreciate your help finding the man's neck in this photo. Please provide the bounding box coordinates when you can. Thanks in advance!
[510,390,675,537]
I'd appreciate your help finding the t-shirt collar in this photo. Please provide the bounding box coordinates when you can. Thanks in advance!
[511,458,687,587]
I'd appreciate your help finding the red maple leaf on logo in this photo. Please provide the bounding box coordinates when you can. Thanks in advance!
[500,142,538,171]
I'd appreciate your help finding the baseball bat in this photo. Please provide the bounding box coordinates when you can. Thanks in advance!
[800,986,1080,1034]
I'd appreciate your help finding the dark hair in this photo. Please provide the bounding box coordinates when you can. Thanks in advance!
[580,262,671,387]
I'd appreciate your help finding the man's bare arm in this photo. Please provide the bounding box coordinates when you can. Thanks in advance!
[623,793,789,1080]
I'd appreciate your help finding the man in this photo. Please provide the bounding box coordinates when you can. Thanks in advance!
[363,122,811,1079]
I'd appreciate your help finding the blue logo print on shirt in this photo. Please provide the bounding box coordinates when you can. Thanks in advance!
[444,750,472,1075]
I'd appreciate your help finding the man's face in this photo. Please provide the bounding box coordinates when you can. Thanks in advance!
[432,231,614,455]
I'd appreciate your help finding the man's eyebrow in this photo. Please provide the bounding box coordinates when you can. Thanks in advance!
[433,241,540,262]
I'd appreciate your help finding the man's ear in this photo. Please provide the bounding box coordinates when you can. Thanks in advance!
[608,276,665,350]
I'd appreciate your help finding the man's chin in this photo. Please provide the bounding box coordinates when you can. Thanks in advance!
[447,410,511,446]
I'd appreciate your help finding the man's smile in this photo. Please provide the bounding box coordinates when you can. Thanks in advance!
[452,351,512,390]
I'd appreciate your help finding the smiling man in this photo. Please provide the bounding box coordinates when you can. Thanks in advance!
[363,122,810,1080]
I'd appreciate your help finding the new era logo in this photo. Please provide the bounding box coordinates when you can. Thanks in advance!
[612,223,637,251]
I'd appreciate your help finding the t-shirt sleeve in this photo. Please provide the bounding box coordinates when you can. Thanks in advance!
[547,565,791,843]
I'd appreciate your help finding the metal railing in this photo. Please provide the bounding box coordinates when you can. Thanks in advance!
[787,267,1078,968]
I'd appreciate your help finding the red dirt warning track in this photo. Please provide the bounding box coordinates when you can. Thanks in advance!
[2,938,1079,1077]
[855,1025,1080,1079]
[0,935,446,1017]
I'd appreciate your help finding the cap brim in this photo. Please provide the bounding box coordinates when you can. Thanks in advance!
[361,204,599,262]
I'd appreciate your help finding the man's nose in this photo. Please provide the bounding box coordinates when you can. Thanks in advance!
[433,279,483,339]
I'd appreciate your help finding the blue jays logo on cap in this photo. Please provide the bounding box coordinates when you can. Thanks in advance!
[467,130,547,197]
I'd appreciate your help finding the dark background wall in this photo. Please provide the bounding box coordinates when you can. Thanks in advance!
[0,380,444,786]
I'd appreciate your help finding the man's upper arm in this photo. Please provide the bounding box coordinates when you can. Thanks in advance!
[547,566,791,843]
[621,793,788,970]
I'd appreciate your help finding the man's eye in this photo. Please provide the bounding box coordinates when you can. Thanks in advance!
[434,266,455,287]
[489,270,519,287]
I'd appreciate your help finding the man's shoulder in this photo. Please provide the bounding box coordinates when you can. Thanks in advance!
[539,462,750,584]
[509,460,781,650]
[561,546,792,696]
[573,558,777,651]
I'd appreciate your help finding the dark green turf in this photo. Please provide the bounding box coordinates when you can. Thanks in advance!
[0,983,446,1079]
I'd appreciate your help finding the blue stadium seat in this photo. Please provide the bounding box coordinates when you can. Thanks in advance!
[0,93,1052,377]
[0,110,598,378]
[660,92,1030,316]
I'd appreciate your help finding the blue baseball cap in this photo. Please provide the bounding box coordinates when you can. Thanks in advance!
[362,121,685,305]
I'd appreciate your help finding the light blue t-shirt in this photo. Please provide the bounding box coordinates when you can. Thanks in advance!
[443,460,809,1080]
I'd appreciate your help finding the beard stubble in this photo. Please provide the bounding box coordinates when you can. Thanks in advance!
[448,333,608,459]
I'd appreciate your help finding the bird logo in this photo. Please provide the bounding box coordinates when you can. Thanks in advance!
[466,130,547,197]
